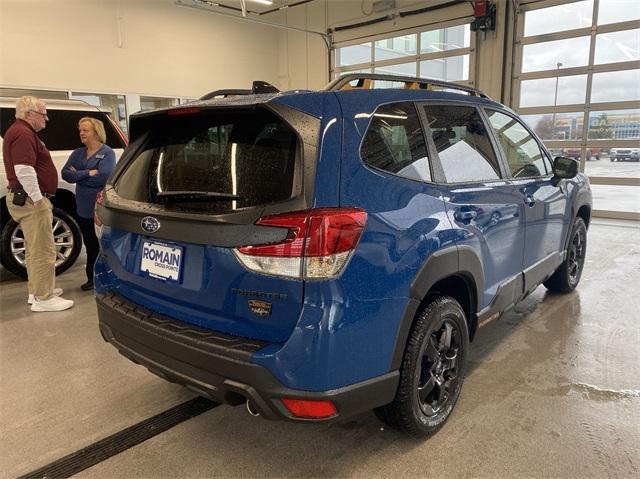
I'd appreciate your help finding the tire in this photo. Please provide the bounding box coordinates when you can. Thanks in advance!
[544,217,587,294]
[0,207,82,279]
[375,296,469,438]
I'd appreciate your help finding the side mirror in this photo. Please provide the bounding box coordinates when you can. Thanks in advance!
[552,156,579,180]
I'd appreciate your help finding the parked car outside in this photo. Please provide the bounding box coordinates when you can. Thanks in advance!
[610,147,640,162]
[0,98,127,278]
[94,74,592,438]
[562,147,603,161]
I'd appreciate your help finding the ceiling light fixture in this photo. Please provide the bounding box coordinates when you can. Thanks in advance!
[248,0,273,5]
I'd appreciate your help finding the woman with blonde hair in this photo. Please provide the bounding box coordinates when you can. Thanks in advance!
[62,117,116,290]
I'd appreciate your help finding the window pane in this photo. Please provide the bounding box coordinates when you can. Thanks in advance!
[422,105,500,183]
[589,184,640,212]
[521,112,585,141]
[374,62,417,77]
[334,68,372,80]
[486,110,548,178]
[598,0,640,25]
[588,109,640,139]
[361,102,431,182]
[70,92,128,135]
[337,43,371,66]
[374,34,416,61]
[0,87,68,100]
[420,54,469,81]
[139,96,179,112]
[583,143,640,183]
[591,69,640,103]
[522,36,590,72]
[519,75,588,107]
[524,1,593,37]
[420,24,470,53]
[594,29,640,65]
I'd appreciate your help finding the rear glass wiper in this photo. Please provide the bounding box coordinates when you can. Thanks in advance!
[156,191,242,202]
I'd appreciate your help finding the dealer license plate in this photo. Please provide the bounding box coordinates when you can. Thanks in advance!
[140,240,183,282]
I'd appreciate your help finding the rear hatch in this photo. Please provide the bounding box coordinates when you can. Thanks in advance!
[97,99,321,343]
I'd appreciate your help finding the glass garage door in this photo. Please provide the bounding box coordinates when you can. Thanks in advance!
[333,20,475,88]
[514,0,640,220]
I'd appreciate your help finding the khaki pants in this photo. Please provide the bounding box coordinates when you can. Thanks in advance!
[6,192,56,300]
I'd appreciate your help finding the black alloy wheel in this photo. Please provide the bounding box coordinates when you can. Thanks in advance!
[375,296,469,438]
[567,224,586,288]
[544,217,588,293]
[417,318,462,417]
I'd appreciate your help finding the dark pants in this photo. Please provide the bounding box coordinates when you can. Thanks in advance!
[77,217,99,283]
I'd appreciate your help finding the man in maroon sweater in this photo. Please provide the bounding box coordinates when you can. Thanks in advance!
[3,96,73,312]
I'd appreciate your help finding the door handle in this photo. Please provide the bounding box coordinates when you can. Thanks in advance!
[524,195,536,207]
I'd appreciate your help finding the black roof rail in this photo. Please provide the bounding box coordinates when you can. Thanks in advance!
[199,81,280,101]
[325,73,490,99]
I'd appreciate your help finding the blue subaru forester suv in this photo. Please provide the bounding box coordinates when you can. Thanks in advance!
[94,74,592,437]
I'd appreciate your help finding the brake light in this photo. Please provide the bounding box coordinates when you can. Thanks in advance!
[167,107,201,116]
[94,189,105,239]
[281,398,338,419]
[234,208,367,279]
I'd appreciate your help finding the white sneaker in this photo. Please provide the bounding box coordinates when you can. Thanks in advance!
[31,295,74,312]
[28,288,63,305]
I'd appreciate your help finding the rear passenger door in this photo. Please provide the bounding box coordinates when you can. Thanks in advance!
[484,109,570,293]
[419,103,526,312]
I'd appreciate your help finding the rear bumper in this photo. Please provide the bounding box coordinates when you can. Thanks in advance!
[96,291,399,421]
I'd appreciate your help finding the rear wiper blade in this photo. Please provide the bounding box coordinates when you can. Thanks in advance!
[156,191,242,202]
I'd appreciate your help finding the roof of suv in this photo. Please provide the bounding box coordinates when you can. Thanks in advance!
[132,74,508,123]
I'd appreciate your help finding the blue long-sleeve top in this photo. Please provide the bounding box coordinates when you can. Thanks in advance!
[62,144,116,218]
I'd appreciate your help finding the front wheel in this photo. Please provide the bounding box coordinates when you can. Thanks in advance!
[0,207,82,279]
[375,296,469,438]
[544,217,587,293]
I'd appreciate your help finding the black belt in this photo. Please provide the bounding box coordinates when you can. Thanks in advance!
[8,188,54,199]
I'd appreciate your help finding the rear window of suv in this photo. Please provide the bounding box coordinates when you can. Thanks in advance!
[114,108,298,213]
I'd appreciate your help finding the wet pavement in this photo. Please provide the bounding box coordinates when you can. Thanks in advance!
[1,219,639,478]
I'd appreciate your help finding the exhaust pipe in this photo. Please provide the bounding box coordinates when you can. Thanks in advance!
[246,400,260,417]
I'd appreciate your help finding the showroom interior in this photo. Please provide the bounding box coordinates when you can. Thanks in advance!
[0,0,638,477]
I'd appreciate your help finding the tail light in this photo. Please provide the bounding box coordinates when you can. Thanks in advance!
[281,398,338,419]
[234,208,367,280]
[94,189,105,239]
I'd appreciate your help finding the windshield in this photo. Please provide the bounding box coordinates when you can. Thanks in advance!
[114,108,298,213]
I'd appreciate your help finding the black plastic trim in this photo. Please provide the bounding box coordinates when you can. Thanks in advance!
[523,252,563,295]
[391,245,483,370]
[96,291,399,421]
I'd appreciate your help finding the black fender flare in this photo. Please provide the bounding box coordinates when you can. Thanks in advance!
[389,245,484,370]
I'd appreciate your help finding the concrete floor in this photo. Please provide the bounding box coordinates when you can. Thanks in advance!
[1,219,639,478]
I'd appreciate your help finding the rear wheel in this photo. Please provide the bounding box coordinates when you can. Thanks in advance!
[544,217,587,293]
[0,207,82,279]
[375,296,469,438]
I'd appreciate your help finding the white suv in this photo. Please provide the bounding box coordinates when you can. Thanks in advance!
[0,97,127,278]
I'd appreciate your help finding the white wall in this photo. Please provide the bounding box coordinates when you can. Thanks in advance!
[0,0,510,101]
[0,0,281,98]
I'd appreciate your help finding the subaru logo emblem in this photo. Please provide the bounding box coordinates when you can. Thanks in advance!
[141,216,161,233]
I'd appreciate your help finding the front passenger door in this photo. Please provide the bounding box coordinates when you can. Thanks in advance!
[484,109,570,292]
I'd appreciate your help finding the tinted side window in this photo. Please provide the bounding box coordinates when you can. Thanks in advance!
[0,108,125,150]
[486,110,548,178]
[361,102,431,182]
[421,104,501,183]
